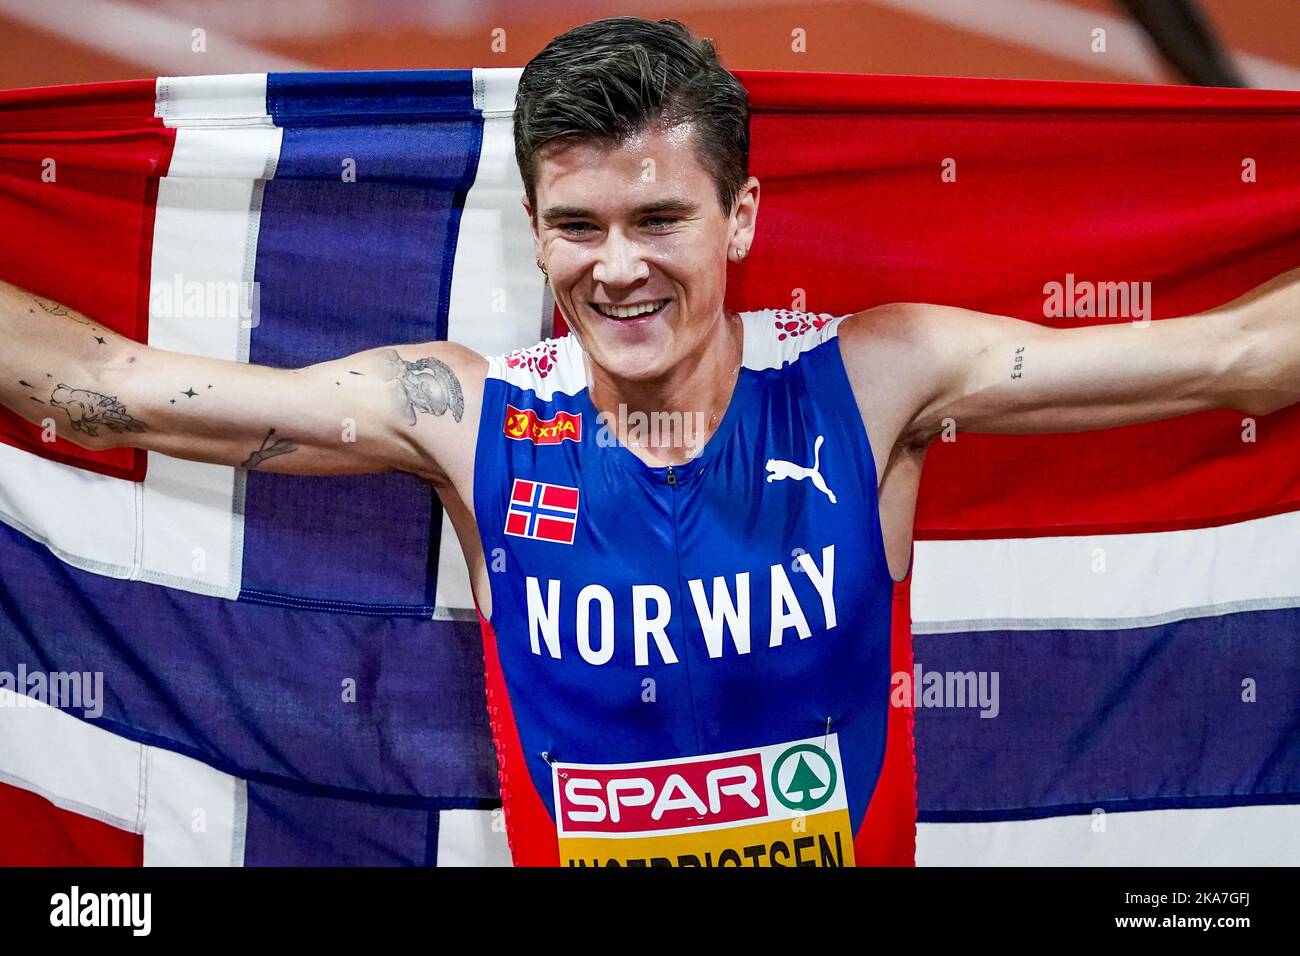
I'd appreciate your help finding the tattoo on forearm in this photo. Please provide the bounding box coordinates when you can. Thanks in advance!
[1010,345,1025,380]
[18,378,44,405]
[29,295,112,344]
[380,349,465,425]
[47,384,149,437]
[240,427,297,469]
[32,296,72,318]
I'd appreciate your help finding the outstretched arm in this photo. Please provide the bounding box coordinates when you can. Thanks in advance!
[0,278,484,482]
[840,266,1300,446]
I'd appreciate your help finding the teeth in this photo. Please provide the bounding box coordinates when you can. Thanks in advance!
[593,299,667,319]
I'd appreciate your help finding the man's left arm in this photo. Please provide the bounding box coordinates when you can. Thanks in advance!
[886,265,1300,443]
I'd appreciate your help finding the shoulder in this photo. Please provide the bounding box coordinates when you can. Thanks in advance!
[835,301,970,390]
[484,332,588,401]
[834,302,933,354]
[739,306,853,371]
[837,301,1015,363]
[835,302,968,449]
[370,339,489,390]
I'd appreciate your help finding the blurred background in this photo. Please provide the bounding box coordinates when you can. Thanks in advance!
[0,0,1297,91]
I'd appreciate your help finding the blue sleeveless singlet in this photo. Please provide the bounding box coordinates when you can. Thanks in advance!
[472,308,912,866]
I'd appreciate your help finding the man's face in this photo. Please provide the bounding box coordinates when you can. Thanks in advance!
[524,121,758,382]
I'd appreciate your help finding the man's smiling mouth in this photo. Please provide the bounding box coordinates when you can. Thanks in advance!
[591,299,671,319]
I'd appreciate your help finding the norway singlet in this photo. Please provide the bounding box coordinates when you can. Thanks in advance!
[472,307,915,867]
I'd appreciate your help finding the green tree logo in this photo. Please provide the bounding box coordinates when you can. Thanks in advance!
[771,744,837,812]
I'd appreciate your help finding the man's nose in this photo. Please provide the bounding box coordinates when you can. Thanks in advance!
[591,230,649,286]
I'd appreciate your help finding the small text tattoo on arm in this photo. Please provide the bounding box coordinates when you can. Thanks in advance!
[380,349,465,425]
[1011,345,1025,380]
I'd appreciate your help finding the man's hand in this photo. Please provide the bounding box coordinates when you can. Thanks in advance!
[840,266,1300,449]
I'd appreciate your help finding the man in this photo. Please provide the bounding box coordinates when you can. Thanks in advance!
[1,16,1297,866]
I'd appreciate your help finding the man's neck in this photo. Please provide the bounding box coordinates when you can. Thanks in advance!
[585,309,744,467]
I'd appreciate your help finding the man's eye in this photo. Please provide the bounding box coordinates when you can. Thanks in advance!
[557,219,673,234]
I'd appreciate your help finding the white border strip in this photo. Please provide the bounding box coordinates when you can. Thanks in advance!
[0,79,281,599]
[474,67,522,118]
[0,441,139,578]
[918,803,1300,865]
[0,687,143,833]
[435,68,547,613]
[140,81,281,598]
[912,509,1300,633]
[0,688,245,864]
[156,73,278,128]
[143,745,245,866]
[436,808,512,866]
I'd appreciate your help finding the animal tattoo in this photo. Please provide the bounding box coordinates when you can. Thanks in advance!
[47,384,148,437]
[380,349,464,425]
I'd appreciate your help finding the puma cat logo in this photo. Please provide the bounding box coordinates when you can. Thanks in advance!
[765,435,837,504]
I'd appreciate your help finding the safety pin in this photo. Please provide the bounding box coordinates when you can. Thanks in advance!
[541,751,568,780]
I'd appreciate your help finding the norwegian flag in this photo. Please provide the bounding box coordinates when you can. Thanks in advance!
[504,479,580,545]
[4,66,1300,869]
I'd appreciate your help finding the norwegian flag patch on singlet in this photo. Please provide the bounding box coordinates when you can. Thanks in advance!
[504,479,580,544]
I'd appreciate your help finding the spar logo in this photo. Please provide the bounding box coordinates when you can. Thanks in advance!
[556,751,768,834]
[503,404,581,445]
[554,734,851,837]
[771,744,837,812]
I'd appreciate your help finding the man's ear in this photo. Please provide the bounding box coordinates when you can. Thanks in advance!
[521,193,542,256]
[730,175,760,253]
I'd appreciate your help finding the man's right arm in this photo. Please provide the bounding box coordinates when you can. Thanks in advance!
[0,278,485,482]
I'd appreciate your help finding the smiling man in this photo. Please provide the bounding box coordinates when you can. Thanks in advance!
[2,16,1300,867]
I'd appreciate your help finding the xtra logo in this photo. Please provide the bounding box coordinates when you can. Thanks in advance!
[503,405,581,445]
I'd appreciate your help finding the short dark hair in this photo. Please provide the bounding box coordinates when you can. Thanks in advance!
[513,17,751,219]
